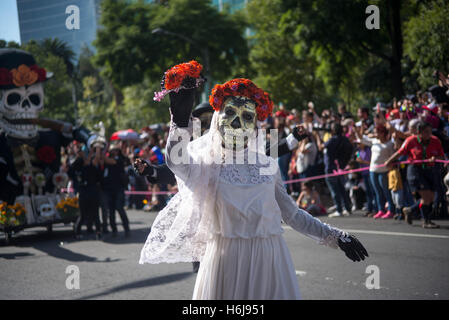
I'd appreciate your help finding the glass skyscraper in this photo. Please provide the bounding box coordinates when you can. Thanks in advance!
[17,0,101,59]
[212,0,247,13]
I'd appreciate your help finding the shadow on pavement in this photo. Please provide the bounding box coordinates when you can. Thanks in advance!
[2,229,120,263]
[101,227,151,245]
[0,252,34,259]
[77,272,194,300]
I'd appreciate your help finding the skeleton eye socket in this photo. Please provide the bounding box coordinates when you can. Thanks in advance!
[225,108,236,116]
[7,93,21,105]
[29,94,41,106]
[242,112,254,122]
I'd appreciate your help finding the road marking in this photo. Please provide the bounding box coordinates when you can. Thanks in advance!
[295,270,307,276]
[284,226,449,239]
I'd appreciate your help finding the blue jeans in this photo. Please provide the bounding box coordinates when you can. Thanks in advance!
[370,171,395,213]
[325,176,352,213]
[362,172,377,213]
[278,153,291,185]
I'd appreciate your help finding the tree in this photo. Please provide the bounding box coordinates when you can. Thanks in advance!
[94,0,249,90]
[246,0,336,111]
[404,0,449,88]
[280,0,409,99]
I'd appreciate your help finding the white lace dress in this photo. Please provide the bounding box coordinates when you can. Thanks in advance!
[163,125,345,300]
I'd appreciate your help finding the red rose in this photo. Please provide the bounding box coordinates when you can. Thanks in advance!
[30,65,47,82]
[37,146,57,164]
[0,68,12,85]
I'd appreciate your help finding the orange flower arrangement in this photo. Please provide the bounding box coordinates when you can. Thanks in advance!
[0,202,27,226]
[209,78,274,121]
[56,197,79,220]
[154,60,204,101]
[164,60,203,90]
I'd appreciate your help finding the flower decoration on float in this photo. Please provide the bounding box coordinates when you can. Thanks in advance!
[36,145,56,164]
[153,60,205,102]
[0,202,27,226]
[209,78,274,121]
[56,197,79,219]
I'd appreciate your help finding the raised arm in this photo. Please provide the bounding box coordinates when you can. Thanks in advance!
[164,88,196,181]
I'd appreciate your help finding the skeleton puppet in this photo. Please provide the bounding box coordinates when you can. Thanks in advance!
[0,49,93,223]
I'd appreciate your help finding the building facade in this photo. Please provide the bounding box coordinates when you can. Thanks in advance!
[17,0,100,59]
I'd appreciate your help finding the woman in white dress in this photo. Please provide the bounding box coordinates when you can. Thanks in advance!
[136,62,368,300]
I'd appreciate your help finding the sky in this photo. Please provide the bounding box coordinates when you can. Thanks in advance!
[0,0,21,43]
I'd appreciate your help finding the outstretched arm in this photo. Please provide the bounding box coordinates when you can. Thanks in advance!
[274,169,368,261]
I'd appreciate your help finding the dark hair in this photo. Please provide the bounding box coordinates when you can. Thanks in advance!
[331,123,343,136]
[375,124,388,136]
[359,107,369,115]
[417,121,432,133]
[303,181,313,189]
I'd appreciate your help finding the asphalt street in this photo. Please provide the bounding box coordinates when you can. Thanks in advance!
[1,208,448,300]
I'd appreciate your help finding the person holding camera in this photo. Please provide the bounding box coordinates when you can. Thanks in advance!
[69,145,103,240]
[101,143,131,237]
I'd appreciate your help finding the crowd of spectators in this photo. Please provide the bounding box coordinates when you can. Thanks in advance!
[59,72,449,234]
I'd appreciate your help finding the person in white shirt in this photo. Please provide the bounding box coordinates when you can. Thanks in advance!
[355,124,396,219]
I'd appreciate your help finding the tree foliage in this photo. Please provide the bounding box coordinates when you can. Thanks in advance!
[404,0,449,88]
[94,0,249,89]
[246,0,335,111]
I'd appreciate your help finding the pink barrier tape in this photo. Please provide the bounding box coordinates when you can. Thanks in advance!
[60,159,448,193]
[284,159,449,185]
[124,190,177,195]
[60,188,177,195]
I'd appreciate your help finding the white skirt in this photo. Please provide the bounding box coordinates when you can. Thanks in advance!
[192,233,301,300]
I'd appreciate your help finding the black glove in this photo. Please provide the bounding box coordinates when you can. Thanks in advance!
[133,158,154,177]
[338,234,369,262]
[169,88,196,127]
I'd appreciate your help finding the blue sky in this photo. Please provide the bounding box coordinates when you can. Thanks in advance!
[0,0,21,43]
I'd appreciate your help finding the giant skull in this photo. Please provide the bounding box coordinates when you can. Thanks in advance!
[0,82,44,139]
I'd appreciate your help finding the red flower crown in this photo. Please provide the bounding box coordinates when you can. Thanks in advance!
[154,60,204,101]
[209,79,273,121]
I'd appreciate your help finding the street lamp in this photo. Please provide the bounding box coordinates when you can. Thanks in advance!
[152,28,211,102]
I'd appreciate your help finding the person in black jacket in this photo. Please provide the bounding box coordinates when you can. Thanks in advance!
[69,146,103,240]
[324,123,354,218]
[101,143,131,237]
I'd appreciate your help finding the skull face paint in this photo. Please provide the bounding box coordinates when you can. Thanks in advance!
[218,96,257,150]
[0,82,43,139]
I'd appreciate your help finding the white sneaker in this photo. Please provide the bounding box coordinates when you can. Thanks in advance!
[343,210,351,216]
[328,212,343,218]
[328,205,337,213]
